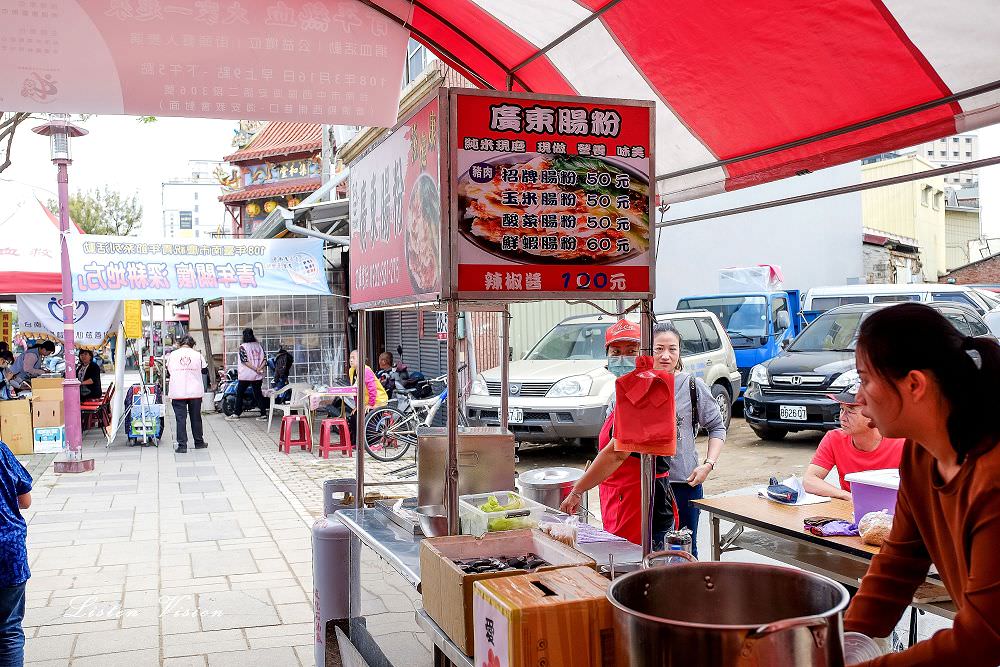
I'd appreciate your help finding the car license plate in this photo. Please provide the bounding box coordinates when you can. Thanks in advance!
[779,405,808,421]
[507,408,524,424]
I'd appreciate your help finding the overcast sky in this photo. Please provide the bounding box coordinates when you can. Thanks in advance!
[4,115,1000,240]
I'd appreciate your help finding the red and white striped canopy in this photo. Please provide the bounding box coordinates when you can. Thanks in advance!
[369,0,1000,203]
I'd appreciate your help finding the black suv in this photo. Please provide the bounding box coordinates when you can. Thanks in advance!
[744,301,995,440]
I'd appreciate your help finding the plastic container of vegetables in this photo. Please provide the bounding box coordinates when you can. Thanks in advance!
[458,491,547,536]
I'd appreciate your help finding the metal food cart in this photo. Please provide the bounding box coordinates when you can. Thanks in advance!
[324,86,658,666]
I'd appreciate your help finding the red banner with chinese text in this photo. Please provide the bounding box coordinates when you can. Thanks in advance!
[452,89,654,298]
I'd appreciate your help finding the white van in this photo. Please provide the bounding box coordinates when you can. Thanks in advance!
[803,284,1000,317]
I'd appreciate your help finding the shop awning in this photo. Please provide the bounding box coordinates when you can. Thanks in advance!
[369,0,1000,203]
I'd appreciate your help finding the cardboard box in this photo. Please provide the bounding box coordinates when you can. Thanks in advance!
[33,426,65,454]
[419,529,595,656]
[0,399,31,419]
[2,415,34,454]
[32,377,64,391]
[32,400,65,428]
[473,566,614,667]
[32,388,64,403]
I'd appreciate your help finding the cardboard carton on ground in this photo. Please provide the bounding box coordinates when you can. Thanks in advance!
[32,400,64,428]
[32,377,63,392]
[32,388,64,403]
[33,426,65,454]
[2,416,33,454]
[419,529,595,656]
[473,566,614,667]
[0,399,31,419]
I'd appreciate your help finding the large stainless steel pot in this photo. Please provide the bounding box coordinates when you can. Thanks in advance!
[607,556,850,666]
[516,467,587,518]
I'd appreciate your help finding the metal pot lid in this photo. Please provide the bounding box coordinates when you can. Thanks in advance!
[518,467,585,489]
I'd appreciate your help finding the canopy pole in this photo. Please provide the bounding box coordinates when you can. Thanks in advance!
[355,311,366,510]
[639,303,653,556]
[657,155,1000,228]
[446,300,460,535]
[500,306,509,431]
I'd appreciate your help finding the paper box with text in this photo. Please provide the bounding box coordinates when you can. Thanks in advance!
[419,529,595,656]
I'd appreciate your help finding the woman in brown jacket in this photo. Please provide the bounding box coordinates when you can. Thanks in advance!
[845,303,1000,665]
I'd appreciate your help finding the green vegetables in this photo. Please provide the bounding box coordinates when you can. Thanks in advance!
[478,495,534,532]
[479,495,523,513]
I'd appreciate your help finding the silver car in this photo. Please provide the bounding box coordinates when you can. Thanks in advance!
[466,310,741,445]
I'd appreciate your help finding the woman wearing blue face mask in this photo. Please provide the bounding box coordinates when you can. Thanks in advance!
[561,321,726,554]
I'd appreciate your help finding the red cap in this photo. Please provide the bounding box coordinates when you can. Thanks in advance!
[605,320,641,349]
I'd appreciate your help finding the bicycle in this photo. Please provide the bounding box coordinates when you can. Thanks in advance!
[363,365,468,462]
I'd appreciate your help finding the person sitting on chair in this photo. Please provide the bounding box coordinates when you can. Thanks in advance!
[77,350,102,401]
[802,383,905,501]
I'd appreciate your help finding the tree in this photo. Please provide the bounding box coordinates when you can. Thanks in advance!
[0,112,33,174]
[48,187,143,236]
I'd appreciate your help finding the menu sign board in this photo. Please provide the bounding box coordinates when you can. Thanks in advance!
[451,90,654,298]
[349,91,443,309]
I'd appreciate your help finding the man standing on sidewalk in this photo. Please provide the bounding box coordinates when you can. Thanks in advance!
[0,439,32,667]
[167,336,208,454]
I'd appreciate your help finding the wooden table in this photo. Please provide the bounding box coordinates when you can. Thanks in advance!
[693,494,956,646]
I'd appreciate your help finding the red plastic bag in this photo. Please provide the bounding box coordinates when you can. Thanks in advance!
[613,356,676,456]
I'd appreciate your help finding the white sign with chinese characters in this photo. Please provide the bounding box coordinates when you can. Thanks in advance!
[17,295,123,350]
[0,0,409,126]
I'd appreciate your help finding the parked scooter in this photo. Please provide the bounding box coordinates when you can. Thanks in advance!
[214,368,260,416]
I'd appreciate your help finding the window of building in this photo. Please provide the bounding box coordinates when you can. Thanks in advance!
[194,192,199,200]
[940,138,947,143]
[921,186,930,206]
[966,151,972,157]
[952,151,959,157]
[965,137,972,143]
[939,151,946,157]
[404,38,427,85]
[953,137,960,143]
[927,150,933,156]
[194,204,199,212]
[932,191,943,210]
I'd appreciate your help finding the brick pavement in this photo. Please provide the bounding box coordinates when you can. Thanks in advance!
[20,406,421,667]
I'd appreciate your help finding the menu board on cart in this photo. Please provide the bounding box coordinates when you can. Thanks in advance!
[450,89,655,300]
[348,91,444,309]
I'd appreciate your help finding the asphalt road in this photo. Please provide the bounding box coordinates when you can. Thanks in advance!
[515,418,824,495]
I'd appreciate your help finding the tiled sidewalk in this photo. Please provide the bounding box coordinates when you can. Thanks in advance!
[20,408,409,667]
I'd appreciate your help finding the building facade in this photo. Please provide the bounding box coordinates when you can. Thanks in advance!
[218,122,323,238]
[945,186,983,271]
[162,160,228,239]
[654,161,865,310]
[862,229,922,285]
[861,154,947,281]
[906,133,979,188]
[939,253,1000,285]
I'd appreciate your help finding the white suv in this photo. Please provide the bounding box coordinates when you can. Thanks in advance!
[465,310,741,445]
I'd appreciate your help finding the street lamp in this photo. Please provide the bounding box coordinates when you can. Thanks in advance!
[32,113,93,474]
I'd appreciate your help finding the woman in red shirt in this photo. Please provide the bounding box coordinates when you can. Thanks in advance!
[803,384,905,501]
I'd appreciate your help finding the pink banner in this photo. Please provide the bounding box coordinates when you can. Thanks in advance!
[1,0,408,126]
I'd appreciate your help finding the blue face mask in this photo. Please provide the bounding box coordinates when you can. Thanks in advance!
[607,356,637,378]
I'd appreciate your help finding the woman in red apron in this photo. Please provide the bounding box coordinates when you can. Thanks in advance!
[561,319,644,543]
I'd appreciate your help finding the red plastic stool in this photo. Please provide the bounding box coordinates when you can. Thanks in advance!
[317,418,353,458]
[278,415,312,454]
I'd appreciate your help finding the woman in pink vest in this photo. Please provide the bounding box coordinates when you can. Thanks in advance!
[166,336,208,453]
[227,328,267,422]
